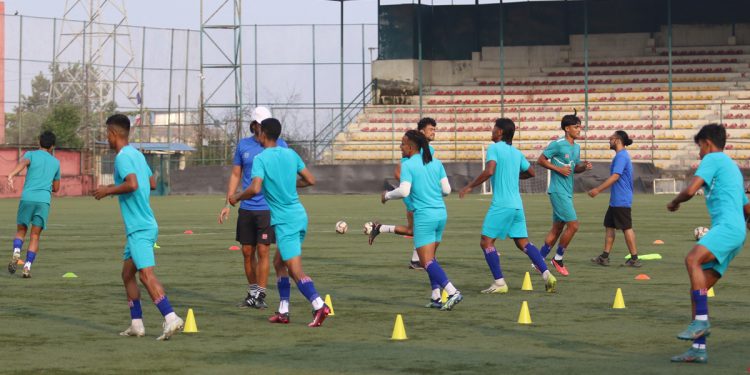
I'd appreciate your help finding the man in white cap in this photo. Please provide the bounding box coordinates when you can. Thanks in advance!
[219,106,288,309]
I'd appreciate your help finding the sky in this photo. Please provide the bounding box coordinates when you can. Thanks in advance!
[5,0,379,28]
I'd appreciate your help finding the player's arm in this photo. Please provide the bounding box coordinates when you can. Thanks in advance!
[394,163,401,180]
[667,176,704,212]
[219,165,242,224]
[574,161,592,173]
[382,181,411,203]
[6,158,30,188]
[520,164,535,180]
[149,175,157,190]
[536,154,570,176]
[231,177,263,204]
[297,168,316,188]
[94,173,138,200]
[588,173,620,198]
[743,201,750,230]
[459,160,496,198]
[52,180,60,193]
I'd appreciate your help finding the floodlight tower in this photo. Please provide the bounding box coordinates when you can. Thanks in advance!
[49,0,141,126]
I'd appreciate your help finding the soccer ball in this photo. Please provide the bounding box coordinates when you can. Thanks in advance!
[693,226,709,241]
[335,221,348,234]
[363,221,374,235]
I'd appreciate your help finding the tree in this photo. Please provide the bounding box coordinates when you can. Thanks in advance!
[4,63,116,148]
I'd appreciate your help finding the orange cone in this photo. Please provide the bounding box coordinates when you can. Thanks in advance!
[634,274,650,280]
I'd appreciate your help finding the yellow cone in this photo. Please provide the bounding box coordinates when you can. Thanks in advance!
[325,294,335,316]
[707,287,715,298]
[183,308,199,333]
[517,301,532,324]
[612,288,626,309]
[521,271,533,291]
[440,289,448,304]
[391,314,407,340]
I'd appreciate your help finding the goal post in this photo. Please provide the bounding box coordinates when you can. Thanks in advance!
[653,178,677,194]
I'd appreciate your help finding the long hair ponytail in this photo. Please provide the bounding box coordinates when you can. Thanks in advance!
[405,130,432,165]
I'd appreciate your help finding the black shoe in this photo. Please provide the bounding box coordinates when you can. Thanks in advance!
[408,260,423,270]
[254,292,268,309]
[237,293,257,308]
[368,222,382,245]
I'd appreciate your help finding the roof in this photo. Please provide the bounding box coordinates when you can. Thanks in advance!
[95,141,196,152]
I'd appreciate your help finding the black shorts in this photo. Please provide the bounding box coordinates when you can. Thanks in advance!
[603,206,632,230]
[236,209,275,245]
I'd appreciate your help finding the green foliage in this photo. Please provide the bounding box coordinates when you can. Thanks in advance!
[42,104,83,149]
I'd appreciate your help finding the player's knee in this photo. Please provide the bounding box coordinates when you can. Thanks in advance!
[480,238,493,249]
[568,221,579,233]
[138,269,155,284]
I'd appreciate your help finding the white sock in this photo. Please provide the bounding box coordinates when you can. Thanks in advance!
[542,270,551,281]
[553,254,563,261]
[494,278,507,286]
[431,288,441,300]
[444,282,457,295]
[165,312,178,323]
[381,225,396,233]
[248,283,259,295]
[13,248,20,254]
[411,249,420,262]
[695,314,708,321]
[692,343,706,350]
[131,318,144,331]
[24,262,31,270]
[278,300,289,314]
[311,297,325,310]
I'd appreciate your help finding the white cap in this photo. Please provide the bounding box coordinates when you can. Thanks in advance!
[250,106,272,124]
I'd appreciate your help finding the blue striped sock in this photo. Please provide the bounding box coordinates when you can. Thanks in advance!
[692,289,708,316]
[482,247,503,280]
[277,277,291,301]
[129,299,143,319]
[425,260,449,288]
[13,238,23,251]
[296,277,320,302]
[154,296,174,317]
[556,245,566,257]
[25,251,36,265]
[540,243,551,258]
[525,243,549,273]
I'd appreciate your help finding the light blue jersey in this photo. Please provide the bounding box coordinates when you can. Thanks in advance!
[20,150,61,204]
[233,136,288,211]
[115,145,157,235]
[402,145,435,212]
[486,141,530,209]
[400,153,447,221]
[543,137,580,197]
[695,152,748,276]
[250,147,307,226]
[695,152,748,228]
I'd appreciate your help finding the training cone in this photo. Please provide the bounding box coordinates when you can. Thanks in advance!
[612,288,626,309]
[325,294,335,316]
[517,301,532,324]
[62,272,77,278]
[652,239,664,245]
[153,243,161,249]
[635,274,651,280]
[183,230,193,235]
[391,314,407,340]
[440,289,448,304]
[521,271,533,291]
[229,245,240,251]
[707,287,715,297]
[183,308,198,333]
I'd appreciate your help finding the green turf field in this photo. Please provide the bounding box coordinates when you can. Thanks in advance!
[1,194,748,374]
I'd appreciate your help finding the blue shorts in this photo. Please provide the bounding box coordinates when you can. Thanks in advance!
[549,193,577,222]
[17,200,50,230]
[413,216,447,249]
[698,224,745,277]
[123,228,158,270]
[274,217,308,261]
[482,207,528,240]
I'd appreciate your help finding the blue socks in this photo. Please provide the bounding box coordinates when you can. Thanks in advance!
[277,277,291,302]
[296,277,320,302]
[524,243,549,273]
[556,245,565,257]
[482,247,504,280]
[154,296,174,317]
[129,299,143,319]
[692,289,708,317]
[25,251,37,265]
[425,260,449,288]
[13,238,23,251]
[540,243,551,258]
